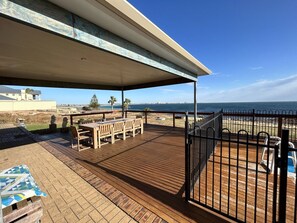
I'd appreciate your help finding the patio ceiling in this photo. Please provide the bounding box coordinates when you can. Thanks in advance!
[0,17,188,90]
[0,0,211,91]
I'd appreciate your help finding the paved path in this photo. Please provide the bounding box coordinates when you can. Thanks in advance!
[0,124,138,223]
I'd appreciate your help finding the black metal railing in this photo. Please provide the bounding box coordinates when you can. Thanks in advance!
[67,109,297,142]
[222,109,297,143]
[185,113,297,223]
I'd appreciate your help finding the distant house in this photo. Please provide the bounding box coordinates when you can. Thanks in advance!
[0,86,56,111]
[0,86,41,101]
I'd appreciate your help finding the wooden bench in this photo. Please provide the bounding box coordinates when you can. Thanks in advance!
[2,196,43,223]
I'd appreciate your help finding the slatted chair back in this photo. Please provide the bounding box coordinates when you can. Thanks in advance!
[134,118,142,128]
[114,122,124,133]
[99,124,113,136]
[70,125,78,138]
[134,118,143,136]
[125,120,134,130]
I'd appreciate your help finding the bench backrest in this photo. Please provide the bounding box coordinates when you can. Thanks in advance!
[114,122,124,132]
[99,124,112,135]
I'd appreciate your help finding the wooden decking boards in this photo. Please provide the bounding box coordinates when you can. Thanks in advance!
[41,125,230,223]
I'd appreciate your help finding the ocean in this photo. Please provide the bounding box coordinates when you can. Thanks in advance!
[109,101,297,112]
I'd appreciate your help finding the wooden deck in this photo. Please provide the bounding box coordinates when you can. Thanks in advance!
[42,125,230,223]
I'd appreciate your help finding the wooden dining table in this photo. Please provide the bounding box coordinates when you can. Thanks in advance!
[79,118,133,149]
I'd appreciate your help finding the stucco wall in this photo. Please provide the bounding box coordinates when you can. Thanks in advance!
[0,100,56,111]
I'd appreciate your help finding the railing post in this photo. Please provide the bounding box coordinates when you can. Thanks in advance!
[173,113,176,128]
[145,111,148,124]
[278,129,289,223]
[70,115,73,126]
[251,109,255,139]
[185,112,190,201]
[103,113,106,120]
[272,144,279,223]
[278,117,283,137]
[125,110,128,118]
[219,110,223,138]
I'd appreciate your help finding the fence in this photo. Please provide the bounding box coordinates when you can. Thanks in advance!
[185,113,297,223]
[67,109,297,142]
[223,110,297,143]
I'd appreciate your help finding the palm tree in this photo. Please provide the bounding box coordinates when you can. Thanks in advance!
[123,98,131,110]
[108,96,117,110]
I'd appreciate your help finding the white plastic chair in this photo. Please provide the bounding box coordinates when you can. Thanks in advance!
[269,141,296,173]
[260,136,281,164]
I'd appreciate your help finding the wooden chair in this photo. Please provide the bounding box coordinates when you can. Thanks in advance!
[97,124,113,148]
[124,119,134,138]
[69,125,92,151]
[113,121,125,141]
[134,118,143,136]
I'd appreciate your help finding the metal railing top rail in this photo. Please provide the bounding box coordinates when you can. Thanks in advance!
[223,109,297,118]
[127,110,214,115]
[188,130,271,147]
[194,110,222,126]
[65,110,119,117]
[128,109,297,118]
[67,110,122,125]
[66,109,297,118]
[187,110,222,136]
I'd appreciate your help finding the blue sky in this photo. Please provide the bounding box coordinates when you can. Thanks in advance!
[10,0,297,104]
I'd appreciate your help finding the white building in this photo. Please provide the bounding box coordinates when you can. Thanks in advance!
[0,86,41,101]
[0,86,56,111]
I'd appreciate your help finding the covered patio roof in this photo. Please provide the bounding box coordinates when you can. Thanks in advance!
[0,0,211,90]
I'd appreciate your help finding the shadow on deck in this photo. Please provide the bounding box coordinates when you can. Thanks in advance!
[41,124,230,223]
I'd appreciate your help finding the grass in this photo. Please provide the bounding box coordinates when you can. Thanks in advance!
[26,123,64,131]
[26,123,51,131]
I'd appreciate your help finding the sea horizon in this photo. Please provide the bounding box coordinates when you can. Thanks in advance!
[97,101,297,112]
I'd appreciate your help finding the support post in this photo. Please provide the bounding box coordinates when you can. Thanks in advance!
[70,115,73,126]
[121,89,125,118]
[173,113,176,128]
[185,112,190,201]
[145,111,148,124]
[278,129,289,223]
[194,81,197,123]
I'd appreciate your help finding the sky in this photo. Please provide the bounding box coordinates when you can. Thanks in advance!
[10,0,297,104]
